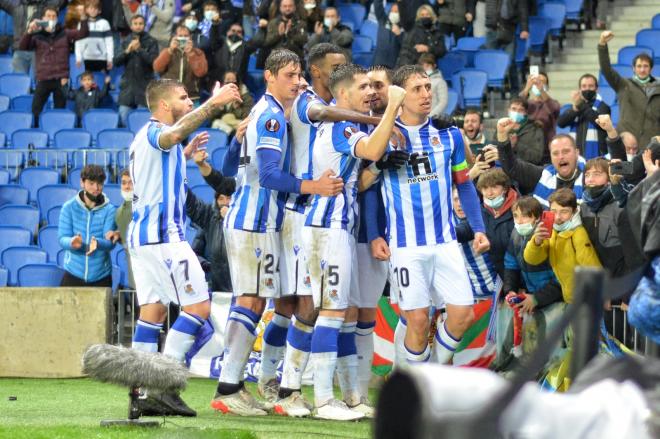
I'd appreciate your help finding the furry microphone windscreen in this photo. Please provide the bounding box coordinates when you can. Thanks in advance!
[82,344,188,392]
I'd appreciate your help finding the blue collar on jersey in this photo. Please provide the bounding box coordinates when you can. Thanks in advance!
[264,92,286,113]
[395,116,431,129]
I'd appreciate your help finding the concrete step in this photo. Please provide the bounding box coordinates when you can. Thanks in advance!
[609,19,655,31]
[546,63,600,72]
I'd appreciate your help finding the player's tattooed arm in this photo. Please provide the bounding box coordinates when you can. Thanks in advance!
[308,103,381,126]
[354,85,406,161]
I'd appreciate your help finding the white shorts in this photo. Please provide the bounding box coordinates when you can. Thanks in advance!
[225,228,280,298]
[302,227,358,310]
[130,241,209,307]
[279,210,312,296]
[355,242,388,308]
[389,240,473,311]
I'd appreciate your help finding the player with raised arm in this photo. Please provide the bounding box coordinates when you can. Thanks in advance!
[302,64,406,421]
[211,49,344,416]
[127,78,242,416]
[382,65,490,366]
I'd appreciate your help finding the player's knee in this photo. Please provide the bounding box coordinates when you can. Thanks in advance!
[139,303,168,324]
[358,307,377,322]
[405,310,430,335]
[182,300,211,320]
[274,296,296,317]
[450,308,475,333]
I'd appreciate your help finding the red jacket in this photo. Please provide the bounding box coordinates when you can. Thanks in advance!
[19,21,89,81]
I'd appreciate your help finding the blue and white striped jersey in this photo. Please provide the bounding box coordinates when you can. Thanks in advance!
[304,120,367,232]
[381,121,470,249]
[224,93,291,233]
[128,119,187,247]
[285,88,325,213]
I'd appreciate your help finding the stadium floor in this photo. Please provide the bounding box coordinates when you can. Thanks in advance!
[0,378,372,439]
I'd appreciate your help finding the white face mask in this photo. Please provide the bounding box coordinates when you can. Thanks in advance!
[121,190,133,202]
[47,19,57,31]
[204,10,218,21]
[389,12,400,24]
[323,17,334,28]
[304,2,316,10]
[553,210,582,232]
[425,69,434,76]
[626,153,635,161]
[514,222,535,237]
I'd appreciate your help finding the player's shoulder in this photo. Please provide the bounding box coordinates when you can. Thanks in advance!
[331,120,359,137]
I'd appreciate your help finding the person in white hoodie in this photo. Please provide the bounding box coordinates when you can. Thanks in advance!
[75,0,113,72]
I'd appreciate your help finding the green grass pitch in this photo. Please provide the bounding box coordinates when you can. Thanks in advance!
[0,378,373,439]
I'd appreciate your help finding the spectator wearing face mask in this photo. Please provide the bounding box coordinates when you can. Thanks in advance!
[214,22,257,85]
[396,4,446,67]
[505,98,546,166]
[557,73,610,160]
[264,0,307,60]
[113,168,136,288]
[519,72,560,147]
[418,52,448,118]
[153,24,208,105]
[372,0,403,69]
[301,0,323,33]
[122,0,175,50]
[211,70,254,136]
[306,6,353,55]
[20,5,89,126]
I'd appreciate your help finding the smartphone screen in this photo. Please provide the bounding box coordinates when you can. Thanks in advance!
[530,65,539,76]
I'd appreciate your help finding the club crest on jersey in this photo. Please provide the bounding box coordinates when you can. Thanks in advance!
[265,118,280,132]
[304,275,311,287]
[343,126,358,139]
[329,289,338,300]
[185,284,194,294]
[431,136,440,146]
[264,278,275,289]
[255,248,262,258]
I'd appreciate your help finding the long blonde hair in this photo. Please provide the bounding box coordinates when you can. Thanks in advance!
[415,5,437,22]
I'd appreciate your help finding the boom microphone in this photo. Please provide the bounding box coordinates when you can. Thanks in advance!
[82,344,188,392]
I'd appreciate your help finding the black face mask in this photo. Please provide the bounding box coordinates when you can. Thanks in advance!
[585,185,608,199]
[581,90,596,101]
[282,12,294,20]
[419,17,433,28]
[228,34,242,43]
[84,191,103,204]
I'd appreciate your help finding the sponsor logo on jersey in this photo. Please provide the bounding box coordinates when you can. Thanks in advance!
[265,118,280,132]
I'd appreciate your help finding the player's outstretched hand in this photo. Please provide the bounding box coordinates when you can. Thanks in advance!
[184,131,209,159]
[235,116,250,144]
[370,237,391,261]
[86,236,98,256]
[210,81,242,108]
[387,85,406,108]
[599,31,614,46]
[472,232,490,255]
[375,150,410,170]
[496,118,515,142]
[314,169,344,196]
[71,233,83,250]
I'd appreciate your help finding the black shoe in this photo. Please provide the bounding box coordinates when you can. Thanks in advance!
[133,390,197,417]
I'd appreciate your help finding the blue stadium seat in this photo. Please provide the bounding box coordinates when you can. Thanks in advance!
[68,167,82,185]
[37,184,77,222]
[515,33,531,69]
[18,263,64,286]
[0,266,7,287]
[185,224,198,246]
[10,94,32,111]
[563,0,584,21]
[444,89,458,116]
[47,205,62,225]
[453,37,486,66]
[82,109,119,142]
[40,109,76,143]
[0,169,9,184]
[248,54,257,71]
[437,52,467,85]
[0,111,33,141]
[617,46,653,66]
[610,104,619,126]
[19,167,60,204]
[338,3,366,29]
[190,129,227,154]
[246,70,265,98]
[1,246,48,286]
[599,64,633,88]
[0,184,28,206]
[0,73,31,99]
[474,50,510,89]
[111,263,120,292]
[653,65,660,77]
[69,54,84,85]
[127,108,151,133]
[0,151,24,180]
[0,55,11,75]
[653,13,660,29]
[451,69,488,108]
[352,35,373,52]
[598,86,616,107]
[104,183,123,207]
[38,225,60,262]
[211,147,229,170]
[0,225,32,256]
[57,248,66,266]
[353,51,375,68]
[0,131,5,147]
[97,129,134,149]
[54,129,92,149]
[539,2,566,38]
[0,205,39,237]
[11,129,48,149]
[186,165,207,187]
[71,149,111,169]
[191,184,215,204]
[359,19,378,44]
[116,247,129,287]
[636,29,660,61]
[0,94,9,111]
[528,16,551,56]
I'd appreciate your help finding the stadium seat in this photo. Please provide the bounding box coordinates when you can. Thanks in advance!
[0,55,11,75]
[111,263,120,292]
[0,169,9,184]
[38,225,60,262]
[18,263,64,287]
[444,89,458,116]
[528,16,552,56]
[514,32,531,70]
[82,109,119,142]
[451,69,488,108]
[599,64,633,88]
[0,111,33,141]
[0,94,8,111]
[438,52,467,85]
[0,204,39,239]
[0,151,24,180]
[610,104,619,126]
[453,37,486,66]
[190,129,227,153]
[352,35,373,52]
[126,108,151,133]
[103,183,123,207]
[539,2,566,39]
[474,50,510,89]
[0,225,32,256]
[246,70,265,98]
[68,167,83,185]
[353,51,375,68]
[185,224,198,246]
[47,205,62,225]
[186,165,207,187]
[248,54,257,71]
[563,0,584,21]
[116,247,129,287]
[37,184,77,222]
[19,167,60,204]
[636,29,660,62]
[40,109,77,143]
[211,146,229,170]
[359,19,378,44]
[68,54,84,85]
[11,129,48,149]
[1,246,48,286]
[0,266,7,287]
[0,184,28,206]
[71,149,111,169]
[617,46,653,66]
[54,128,92,149]
[598,86,616,107]
[10,94,32,111]
[57,248,66,266]
[653,13,660,29]
[191,184,215,204]
[0,73,31,99]
[97,129,134,149]
[338,3,366,29]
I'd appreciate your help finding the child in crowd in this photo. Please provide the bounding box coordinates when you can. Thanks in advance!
[524,188,601,304]
[74,0,113,72]
[64,70,110,121]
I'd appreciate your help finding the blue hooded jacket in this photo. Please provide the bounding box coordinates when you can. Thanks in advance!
[58,191,117,282]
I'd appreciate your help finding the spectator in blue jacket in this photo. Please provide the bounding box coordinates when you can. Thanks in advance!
[58,164,116,287]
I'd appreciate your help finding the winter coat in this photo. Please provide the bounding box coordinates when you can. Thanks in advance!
[19,21,89,81]
[481,188,517,277]
[524,225,602,303]
[525,97,560,148]
[599,43,660,148]
[306,22,354,53]
[503,230,556,294]
[66,82,109,120]
[264,16,308,60]
[557,98,610,158]
[58,192,117,283]
[153,46,208,100]
[113,32,159,107]
[74,17,113,63]
[485,0,528,32]
[434,0,467,27]
[372,0,402,69]
[510,119,546,166]
[0,0,64,50]
[123,0,174,48]
[396,21,446,67]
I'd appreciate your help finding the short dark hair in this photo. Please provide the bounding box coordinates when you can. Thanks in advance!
[43,6,59,16]
[120,168,131,179]
[632,53,654,69]
[215,178,236,198]
[584,157,610,175]
[328,63,367,96]
[476,168,511,192]
[308,43,344,68]
[80,164,106,183]
[418,53,436,66]
[509,97,529,112]
[175,24,191,35]
[538,71,549,87]
[80,71,94,81]
[146,79,185,111]
[548,188,577,210]
[265,49,301,76]
[368,65,394,83]
[202,0,218,9]
[512,196,543,219]
[131,14,145,22]
[550,133,578,150]
[392,64,427,88]
[464,107,482,122]
[578,73,598,88]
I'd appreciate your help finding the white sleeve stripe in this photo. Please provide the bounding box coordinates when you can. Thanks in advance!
[255,144,283,152]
